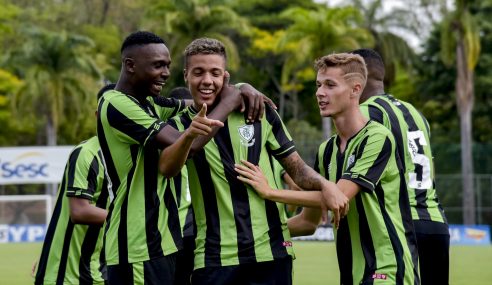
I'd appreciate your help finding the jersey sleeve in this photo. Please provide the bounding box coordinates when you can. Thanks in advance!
[153,96,187,120]
[264,105,296,159]
[66,146,100,201]
[166,112,189,132]
[360,103,384,125]
[105,95,166,146]
[341,132,394,192]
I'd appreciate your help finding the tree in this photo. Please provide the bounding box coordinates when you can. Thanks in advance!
[278,6,372,138]
[440,0,481,224]
[349,0,418,85]
[7,28,102,146]
[144,0,250,88]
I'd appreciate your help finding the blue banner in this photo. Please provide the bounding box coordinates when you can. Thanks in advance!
[449,224,491,245]
[0,224,46,243]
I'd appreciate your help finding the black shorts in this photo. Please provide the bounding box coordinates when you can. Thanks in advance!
[107,253,177,285]
[414,220,450,285]
[174,235,196,285]
[191,256,292,285]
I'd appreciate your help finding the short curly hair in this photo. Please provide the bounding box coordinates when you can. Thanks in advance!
[314,53,367,87]
[183,38,227,67]
[350,48,385,81]
[121,31,165,53]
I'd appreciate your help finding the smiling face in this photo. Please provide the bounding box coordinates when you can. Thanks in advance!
[315,67,354,118]
[184,53,226,110]
[127,43,171,97]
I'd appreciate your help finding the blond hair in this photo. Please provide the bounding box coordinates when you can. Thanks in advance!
[314,53,367,88]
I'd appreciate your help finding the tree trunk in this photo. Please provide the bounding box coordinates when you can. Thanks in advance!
[100,0,111,25]
[279,92,286,119]
[46,116,58,196]
[46,116,57,146]
[456,39,475,225]
[322,118,332,140]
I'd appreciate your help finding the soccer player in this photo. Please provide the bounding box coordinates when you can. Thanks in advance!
[353,48,449,284]
[97,31,270,285]
[34,84,114,285]
[164,38,348,285]
[236,53,420,285]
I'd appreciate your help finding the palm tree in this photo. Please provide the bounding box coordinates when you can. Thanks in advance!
[440,0,481,224]
[145,0,250,76]
[279,6,372,138]
[349,0,417,85]
[8,28,102,146]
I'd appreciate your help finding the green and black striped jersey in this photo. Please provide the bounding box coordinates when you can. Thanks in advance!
[97,90,185,266]
[315,121,418,285]
[168,105,295,270]
[35,136,109,285]
[170,166,195,238]
[360,94,447,224]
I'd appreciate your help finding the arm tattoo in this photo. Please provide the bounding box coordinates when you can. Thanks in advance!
[279,152,325,191]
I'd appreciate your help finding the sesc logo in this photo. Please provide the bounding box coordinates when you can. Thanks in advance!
[0,152,49,179]
[0,146,74,184]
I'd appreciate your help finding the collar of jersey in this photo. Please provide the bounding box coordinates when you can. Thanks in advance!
[187,105,199,116]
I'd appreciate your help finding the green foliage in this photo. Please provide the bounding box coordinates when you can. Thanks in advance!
[0,69,36,146]
[0,0,20,34]
[5,28,102,145]
[286,119,324,166]
[0,0,489,169]
[349,0,418,85]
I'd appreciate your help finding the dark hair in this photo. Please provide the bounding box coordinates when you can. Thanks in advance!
[121,31,165,53]
[168,87,192,100]
[97,83,116,101]
[183,38,226,67]
[350,48,385,81]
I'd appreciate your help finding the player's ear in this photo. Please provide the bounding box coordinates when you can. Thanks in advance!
[350,80,363,98]
[124,57,135,73]
[183,69,188,84]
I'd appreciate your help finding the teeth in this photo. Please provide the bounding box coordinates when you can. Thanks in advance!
[200,89,213,94]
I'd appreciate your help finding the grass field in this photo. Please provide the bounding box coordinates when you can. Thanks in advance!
[1,242,491,284]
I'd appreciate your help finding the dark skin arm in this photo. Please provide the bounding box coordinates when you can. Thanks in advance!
[158,76,276,177]
[237,83,276,123]
[68,197,107,225]
[156,77,241,154]
[157,77,275,152]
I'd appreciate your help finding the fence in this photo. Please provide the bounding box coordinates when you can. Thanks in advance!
[436,174,492,225]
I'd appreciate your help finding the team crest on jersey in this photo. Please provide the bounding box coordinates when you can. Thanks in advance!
[238,124,255,146]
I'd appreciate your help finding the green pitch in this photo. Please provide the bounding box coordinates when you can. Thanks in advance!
[1,242,491,284]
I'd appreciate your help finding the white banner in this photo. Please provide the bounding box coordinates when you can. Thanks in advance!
[0,146,74,185]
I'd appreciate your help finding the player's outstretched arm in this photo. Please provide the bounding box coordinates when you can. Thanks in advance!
[236,159,352,228]
[159,103,224,177]
[68,197,107,225]
[287,208,322,237]
[278,152,349,228]
[235,160,324,207]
